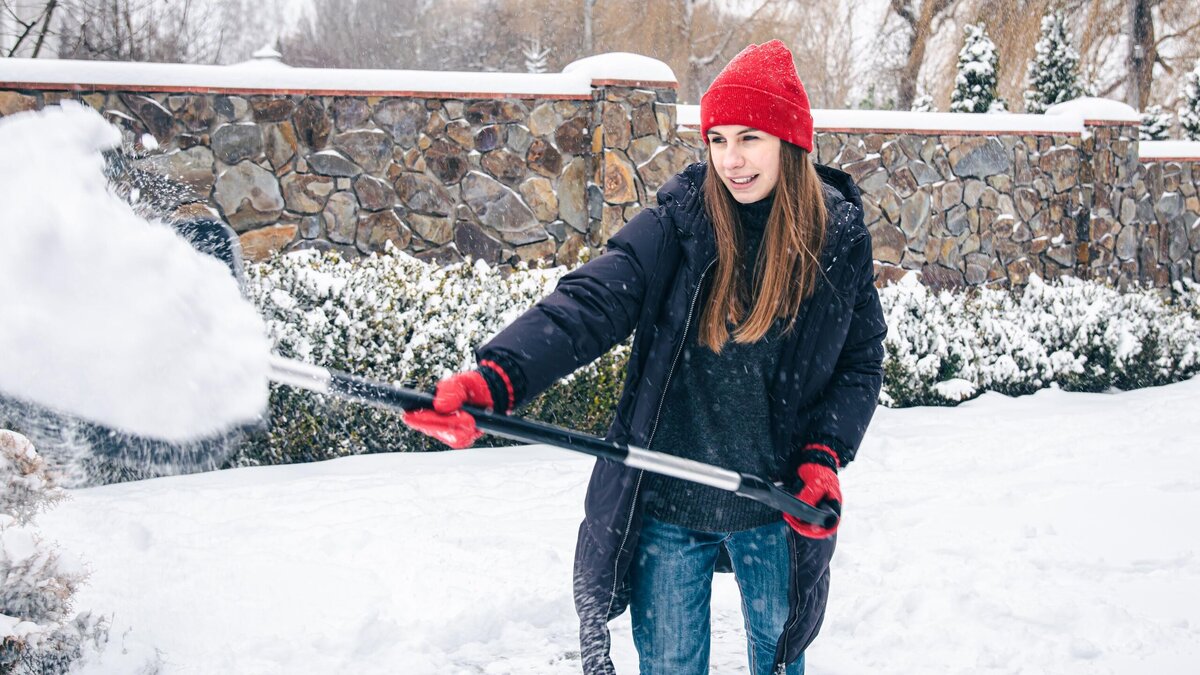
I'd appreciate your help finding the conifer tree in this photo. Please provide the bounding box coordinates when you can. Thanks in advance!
[522,37,550,74]
[1179,60,1200,141]
[1140,105,1172,140]
[1024,11,1084,114]
[950,23,1001,114]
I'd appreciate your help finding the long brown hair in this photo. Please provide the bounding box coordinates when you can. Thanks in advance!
[699,141,827,352]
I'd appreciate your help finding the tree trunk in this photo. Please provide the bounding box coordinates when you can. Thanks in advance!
[891,0,958,111]
[583,0,595,55]
[1125,0,1156,110]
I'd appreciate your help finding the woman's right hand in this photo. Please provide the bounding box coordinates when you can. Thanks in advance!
[402,362,513,449]
[401,370,494,449]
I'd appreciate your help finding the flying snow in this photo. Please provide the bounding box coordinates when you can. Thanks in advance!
[0,103,270,441]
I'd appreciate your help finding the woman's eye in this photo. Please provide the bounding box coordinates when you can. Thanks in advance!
[742,135,758,141]
[709,137,725,144]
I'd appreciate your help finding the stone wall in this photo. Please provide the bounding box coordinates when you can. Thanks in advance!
[2,58,1198,287]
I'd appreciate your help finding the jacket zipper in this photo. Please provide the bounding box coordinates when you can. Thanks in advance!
[602,257,716,640]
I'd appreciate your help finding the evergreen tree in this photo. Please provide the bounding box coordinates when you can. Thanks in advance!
[950,23,1001,114]
[522,37,550,74]
[1180,60,1200,141]
[1140,105,1173,140]
[1024,11,1084,114]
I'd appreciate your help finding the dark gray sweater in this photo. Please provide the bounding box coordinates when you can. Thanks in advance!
[642,195,787,532]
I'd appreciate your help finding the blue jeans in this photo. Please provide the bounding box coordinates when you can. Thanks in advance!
[629,517,805,675]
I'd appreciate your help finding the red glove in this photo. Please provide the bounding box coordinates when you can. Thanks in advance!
[402,362,512,449]
[783,444,842,539]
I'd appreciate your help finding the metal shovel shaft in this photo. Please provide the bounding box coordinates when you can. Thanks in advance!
[267,356,839,529]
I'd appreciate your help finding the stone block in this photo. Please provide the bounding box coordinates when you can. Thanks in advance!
[214,161,284,230]
[520,176,559,222]
[631,104,658,138]
[603,102,631,150]
[332,97,370,131]
[527,138,564,178]
[455,220,505,263]
[282,173,335,214]
[238,223,297,262]
[920,264,964,291]
[250,96,295,123]
[353,174,397,212]
[528,103,559,137]
[515,238,557,264]
[332,129,392,174]
[407,213,453,245]
[507,124,534,155]
[264,122,299,170]
[482,148,526,186]
[555,115,591,155]
[308,150,362,177]
[395,172,454,216]
[355,209,411,254]
[868,222,906,264]
[466,100,525,125]
[293,97,331,150]
[375,99,429,148]
[462,171,545,245]
[604,150,638,204]
[425,139,470,184]
[950,137,1011,179]
[0,91,38,116]
[559,158,588,232]
[556,233,587,266]
[322,191,359,244]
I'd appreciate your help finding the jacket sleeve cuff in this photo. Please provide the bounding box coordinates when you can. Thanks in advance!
[476,356,521,413]
[795,434,854,470]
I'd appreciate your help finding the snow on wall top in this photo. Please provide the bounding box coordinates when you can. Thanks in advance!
[678,97,1159,137]
[0,57,601,97]
[1139,140,1200,160]
[561,53,677,84]
[1045,97,1141,123]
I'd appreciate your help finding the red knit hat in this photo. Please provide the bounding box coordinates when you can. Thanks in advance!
[700,40,813,153]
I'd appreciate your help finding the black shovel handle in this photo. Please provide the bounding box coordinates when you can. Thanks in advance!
[268,357,839,530]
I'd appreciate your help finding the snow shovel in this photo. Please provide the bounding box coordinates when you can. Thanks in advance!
[267,355,840,529]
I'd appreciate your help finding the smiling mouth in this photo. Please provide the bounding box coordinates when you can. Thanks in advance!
[729,175,758,186]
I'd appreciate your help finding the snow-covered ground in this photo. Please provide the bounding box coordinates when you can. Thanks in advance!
[36,376,1200,674]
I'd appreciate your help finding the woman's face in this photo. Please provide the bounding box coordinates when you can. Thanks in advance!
[706,125,782,204]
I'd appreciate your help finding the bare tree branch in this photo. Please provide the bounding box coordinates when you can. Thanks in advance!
[1154,16,1200,47]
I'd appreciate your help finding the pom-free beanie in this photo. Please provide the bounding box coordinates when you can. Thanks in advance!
[700,39,814,153]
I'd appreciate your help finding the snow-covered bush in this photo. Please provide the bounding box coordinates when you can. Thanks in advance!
[239,245,627,464]
[241,248,1200,460]
[879,275,1200,406]
[1140,105,1173,140]
[1,430,108,674]
[910,94,935,112]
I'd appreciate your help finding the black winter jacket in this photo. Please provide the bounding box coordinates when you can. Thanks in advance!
[477,162,887,674]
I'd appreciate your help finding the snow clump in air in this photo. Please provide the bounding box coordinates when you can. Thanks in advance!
[0,103,271,442]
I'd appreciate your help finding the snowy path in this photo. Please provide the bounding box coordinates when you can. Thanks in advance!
[38,377,1200,674]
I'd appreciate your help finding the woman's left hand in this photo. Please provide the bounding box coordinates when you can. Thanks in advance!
[783,445,841,539]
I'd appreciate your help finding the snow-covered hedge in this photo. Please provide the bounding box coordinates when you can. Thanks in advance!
[881,274,1200,406]
[0,430,109,673]
[238,245,627,465]
[242,248,1200,463]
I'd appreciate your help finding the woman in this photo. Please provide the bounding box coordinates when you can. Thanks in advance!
[404,40,886,675]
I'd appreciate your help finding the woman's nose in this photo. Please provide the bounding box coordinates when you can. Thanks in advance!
[722,146,743,169]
